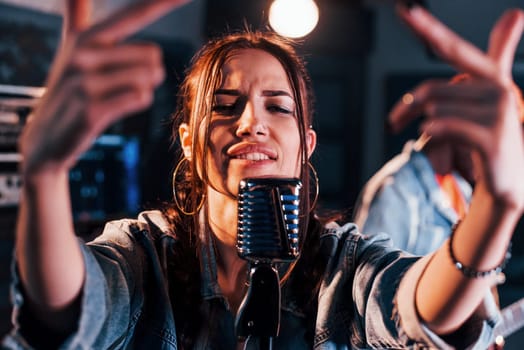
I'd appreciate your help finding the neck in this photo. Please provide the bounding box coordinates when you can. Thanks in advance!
[207,185,238,246]
[207,186,248,313]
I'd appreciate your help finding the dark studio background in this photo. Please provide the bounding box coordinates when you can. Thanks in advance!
[0,0,523,347]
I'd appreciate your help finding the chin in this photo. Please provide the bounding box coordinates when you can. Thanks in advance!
[228,167,298,186]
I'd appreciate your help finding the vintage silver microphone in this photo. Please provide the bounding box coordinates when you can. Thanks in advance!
[235,177,302,349]
[236,177,302,262]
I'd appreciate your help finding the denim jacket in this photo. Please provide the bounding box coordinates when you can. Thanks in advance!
[3,210,495,349]
[353,141,472,256]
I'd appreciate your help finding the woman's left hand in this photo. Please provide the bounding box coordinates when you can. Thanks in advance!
[389,5,524,213]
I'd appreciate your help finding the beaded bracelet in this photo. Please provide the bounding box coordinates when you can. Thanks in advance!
[448,222,512,278]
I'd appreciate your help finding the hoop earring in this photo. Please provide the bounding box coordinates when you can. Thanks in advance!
[308,161,319,210]
[172,158,205,216]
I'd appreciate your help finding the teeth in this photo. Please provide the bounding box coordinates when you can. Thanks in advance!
[235,152,270,161]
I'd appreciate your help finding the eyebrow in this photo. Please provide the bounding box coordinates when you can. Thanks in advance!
[214,89,293,99]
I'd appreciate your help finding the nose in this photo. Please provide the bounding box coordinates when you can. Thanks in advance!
[235,101,267,137]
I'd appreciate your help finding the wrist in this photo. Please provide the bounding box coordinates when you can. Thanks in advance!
[20,166,70,192]
[449,221,512,278]
[473,180,524,216]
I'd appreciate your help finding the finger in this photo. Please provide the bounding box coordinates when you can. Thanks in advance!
[70,43,163,72]
[420,119,491,155]
[420,117,524,187]
[83,0,191,45]
[488,9,524,77]
[424,102,499,127]
[388,79,499,133]
[76,64,164,100]
[64,0,92,36]
[87,88,155,129]
[396,3,499,81]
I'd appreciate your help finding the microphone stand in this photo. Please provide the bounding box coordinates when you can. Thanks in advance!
[235,262,281,350]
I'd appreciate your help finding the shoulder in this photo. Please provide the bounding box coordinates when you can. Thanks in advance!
[85,210,178,276]
[319,221,395,260]
[367,151,430,203]
[315,220,407,296]
[90,210,174,249]
[319,221,359,246]
[354,142,422,217]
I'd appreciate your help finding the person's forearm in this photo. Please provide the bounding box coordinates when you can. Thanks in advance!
[16,169,85,330]
[415,182,520,335]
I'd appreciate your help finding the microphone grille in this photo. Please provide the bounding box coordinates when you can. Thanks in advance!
[237,178,302,262]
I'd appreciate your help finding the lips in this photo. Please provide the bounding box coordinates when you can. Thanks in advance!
[227,143,277,161]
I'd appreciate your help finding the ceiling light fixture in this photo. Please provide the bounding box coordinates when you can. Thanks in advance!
[269,0,319,39]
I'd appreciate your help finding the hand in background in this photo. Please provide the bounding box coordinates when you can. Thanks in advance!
[389,5,524,212]
[19,0,190,177]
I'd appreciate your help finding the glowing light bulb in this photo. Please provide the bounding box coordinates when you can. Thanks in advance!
[269,0,319,38]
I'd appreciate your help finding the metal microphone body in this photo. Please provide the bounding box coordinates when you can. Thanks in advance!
[235,177,302,344]
[237,177,302,263]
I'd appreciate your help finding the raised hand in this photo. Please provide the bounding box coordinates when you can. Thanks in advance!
[14,0,190,332]
[389,5,524,211]
[19,0,190,176]
[387,5,524,334]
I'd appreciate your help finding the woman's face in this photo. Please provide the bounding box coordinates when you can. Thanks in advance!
[180,48,316,197]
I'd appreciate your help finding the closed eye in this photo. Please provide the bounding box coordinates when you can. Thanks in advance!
[212,104,235,115]
[213,95,248,116]
[267,105,293,115]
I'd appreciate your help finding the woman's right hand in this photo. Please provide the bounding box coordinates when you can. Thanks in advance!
[19,0,189,177]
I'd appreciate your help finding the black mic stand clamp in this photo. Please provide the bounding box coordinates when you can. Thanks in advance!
[235,262,280,350]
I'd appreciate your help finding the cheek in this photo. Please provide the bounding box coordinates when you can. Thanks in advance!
[285,123,302,153]
[278,126,303,168]
[207,125,230,168]
[194,120,223,177]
